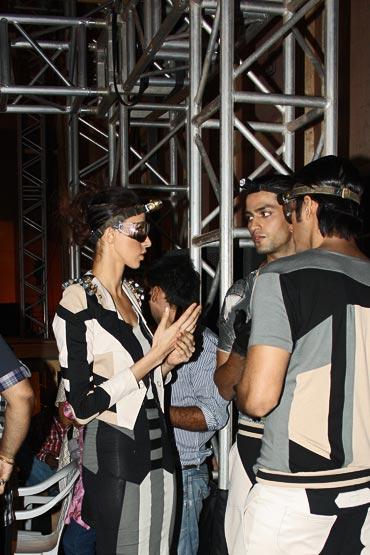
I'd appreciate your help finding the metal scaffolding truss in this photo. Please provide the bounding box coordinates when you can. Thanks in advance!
[17,113,48,337]
[10,1,338,481]
[191,0,338,487]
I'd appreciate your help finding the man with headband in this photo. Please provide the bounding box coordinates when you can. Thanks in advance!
[236,156,370,554]
[215,174,295,554]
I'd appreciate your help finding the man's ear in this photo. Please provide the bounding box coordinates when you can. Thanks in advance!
[303,195,315,219]
[150,285,160,302]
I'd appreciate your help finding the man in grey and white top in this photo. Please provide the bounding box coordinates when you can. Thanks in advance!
[146,250,229,555]
[215,174,295,555]
[237,156,370,554]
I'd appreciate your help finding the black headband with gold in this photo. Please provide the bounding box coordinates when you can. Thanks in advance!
[279,184,361,206]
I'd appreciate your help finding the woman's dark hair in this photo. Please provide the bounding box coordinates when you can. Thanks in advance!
[294,156,364,239]
[67,187,140,246]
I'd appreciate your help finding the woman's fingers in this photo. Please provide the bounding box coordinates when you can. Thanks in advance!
[156,306,170,333]
[153,304,201,362]
[181,305,201,332]
[175,303,202,332]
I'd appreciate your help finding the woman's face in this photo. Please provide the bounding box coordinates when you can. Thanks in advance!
[112,214,151,269]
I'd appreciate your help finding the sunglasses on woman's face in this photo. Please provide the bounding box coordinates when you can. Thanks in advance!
[112,221,150,243]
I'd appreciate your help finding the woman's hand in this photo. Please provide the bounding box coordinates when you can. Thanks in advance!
[152,303,201,363]
[131,304,201,382]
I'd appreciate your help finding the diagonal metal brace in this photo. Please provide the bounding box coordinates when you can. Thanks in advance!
[122,0,188,95]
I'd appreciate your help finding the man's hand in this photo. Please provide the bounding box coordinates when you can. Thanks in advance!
[0,459,13,495]
[45,453,59,470]
[165,332,196,367]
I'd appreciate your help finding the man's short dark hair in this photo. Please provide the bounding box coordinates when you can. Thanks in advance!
[293,155,363,239]
[146,249,200,309]
[240,174,294,197]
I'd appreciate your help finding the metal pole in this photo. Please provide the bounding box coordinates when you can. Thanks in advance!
[195,1,220,105]
[189,1,202,272]
[325,0,338,154]
[0,13,106,27]
[283,1,295,169]
[0,18,10,111]
[233,90,326,108]
[40,119,49,337]
[68,115,80,279]
[119,6,133,187]
[4,85,104,96]
[17,115,25,337]
[106,11,116,185]
[219,0,234,491]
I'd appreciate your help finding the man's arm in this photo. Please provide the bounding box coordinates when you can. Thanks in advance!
[235,270,293,418]
[214,278,254,401]
[1,379,34,458]
[169,406,207,431]
[169,330,228,433]
[214,349,245,401]
[236,345,290,418]
[0,378,34,492]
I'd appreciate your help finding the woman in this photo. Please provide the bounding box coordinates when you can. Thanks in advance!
[53,188,200,554]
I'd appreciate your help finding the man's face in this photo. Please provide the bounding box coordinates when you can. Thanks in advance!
[148,286,176,325]
[245,191,294,260]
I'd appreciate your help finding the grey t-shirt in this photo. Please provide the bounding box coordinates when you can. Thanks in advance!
[250,249,370,485]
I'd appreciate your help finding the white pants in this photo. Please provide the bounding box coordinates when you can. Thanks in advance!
[242,482,370,554]
[224,442,254,555]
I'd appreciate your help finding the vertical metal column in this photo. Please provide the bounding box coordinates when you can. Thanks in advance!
[325,0,339,154]
[119,7,134,187]
[283,2,295,168]
[189,2,202,272]
[67,115,80,279]
[218,0,234,490]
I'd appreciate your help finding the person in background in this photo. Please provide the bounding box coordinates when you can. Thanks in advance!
[214,175,295,554]
[53,188,200,555]
[146,250,229,555]
[55,384,97,555]
[237,156,370,553]
[0,334,34,554]
[25,401,74,488]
